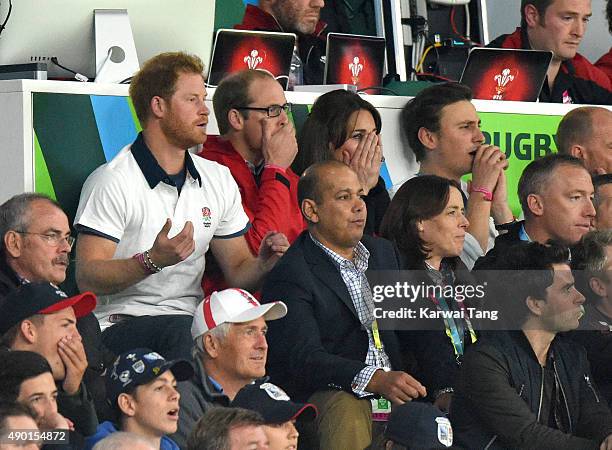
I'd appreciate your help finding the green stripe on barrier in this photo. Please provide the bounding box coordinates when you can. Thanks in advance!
[127,96,143,132]
[34,131,57,200]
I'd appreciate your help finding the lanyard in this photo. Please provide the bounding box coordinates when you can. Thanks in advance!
[371,319,390,369]
[372,319,383,350]
[429,294,477,358]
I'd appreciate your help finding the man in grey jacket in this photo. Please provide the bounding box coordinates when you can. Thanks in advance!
[171,288,287,448]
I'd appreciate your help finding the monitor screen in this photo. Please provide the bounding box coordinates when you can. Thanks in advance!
[208,29,296,89]
[0,0,215,80]
[324,33,386,90]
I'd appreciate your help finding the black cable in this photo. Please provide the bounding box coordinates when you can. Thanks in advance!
[357,86,400,96]
[50,57,89,82]
[0,0,12,37]
[50,57,78,75]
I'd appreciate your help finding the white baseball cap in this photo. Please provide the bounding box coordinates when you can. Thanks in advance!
[191,288,288,340]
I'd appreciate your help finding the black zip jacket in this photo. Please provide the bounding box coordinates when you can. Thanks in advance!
[450,331,612,449]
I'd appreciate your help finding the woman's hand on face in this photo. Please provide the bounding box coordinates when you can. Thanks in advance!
[344,131,382,194]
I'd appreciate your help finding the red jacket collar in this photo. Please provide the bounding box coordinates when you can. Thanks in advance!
[201,135,243,163]
[505,28,527,49]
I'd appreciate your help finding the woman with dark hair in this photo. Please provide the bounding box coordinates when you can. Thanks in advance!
[380,175,478,413]
[295,89,389,235]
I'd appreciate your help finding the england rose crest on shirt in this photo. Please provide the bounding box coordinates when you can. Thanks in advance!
[202,207,212,228]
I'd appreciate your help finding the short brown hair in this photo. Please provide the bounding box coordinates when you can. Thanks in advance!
[129,52,204,125]
[400,83,472,163]
[0,402,36,432]
[521,0,555,28]
[213,70,277,135]
[0,315,45,349]
[187,407,264,450]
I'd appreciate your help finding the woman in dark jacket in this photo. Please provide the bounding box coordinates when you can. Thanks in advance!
[295,89,389,235]
[380,175,479,412]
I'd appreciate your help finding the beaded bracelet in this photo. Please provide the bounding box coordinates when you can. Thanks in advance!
[144,249,163,273]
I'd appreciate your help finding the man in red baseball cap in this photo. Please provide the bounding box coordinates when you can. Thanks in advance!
[0,282,98,438]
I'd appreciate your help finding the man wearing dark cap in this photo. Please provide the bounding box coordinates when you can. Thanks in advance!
[0,282,98,437]
[85,348,193,450]
[232,380,317,450]
[383,402,454,450]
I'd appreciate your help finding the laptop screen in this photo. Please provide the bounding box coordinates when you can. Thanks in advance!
[208,29,296,89]
[324,33,386,90]
[459,48,553,102]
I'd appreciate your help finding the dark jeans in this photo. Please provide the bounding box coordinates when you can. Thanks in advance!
[102,314,194,360]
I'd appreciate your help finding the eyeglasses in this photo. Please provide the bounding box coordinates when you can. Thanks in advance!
[235,103,292,118]
[15,231,75,249]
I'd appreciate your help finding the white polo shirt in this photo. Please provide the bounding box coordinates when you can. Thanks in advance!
[74,133,249,329]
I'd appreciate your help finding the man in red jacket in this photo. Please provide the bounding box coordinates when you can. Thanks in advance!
[199,70,305,294]
[235,0,327,85]
[488,0,612,105]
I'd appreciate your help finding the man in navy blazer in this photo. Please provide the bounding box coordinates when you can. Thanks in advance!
[261,160,426,449]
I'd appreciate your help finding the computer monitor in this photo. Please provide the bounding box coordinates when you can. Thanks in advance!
[208,29,296,89]
[0,0,215,80]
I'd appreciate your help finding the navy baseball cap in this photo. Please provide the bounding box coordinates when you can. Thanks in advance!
[106,348,194,406]
[0,282,96,334]
[385,402,453,449]
[231,380,317,424]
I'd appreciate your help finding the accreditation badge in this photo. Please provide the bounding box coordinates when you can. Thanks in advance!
[371,397,392,422]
